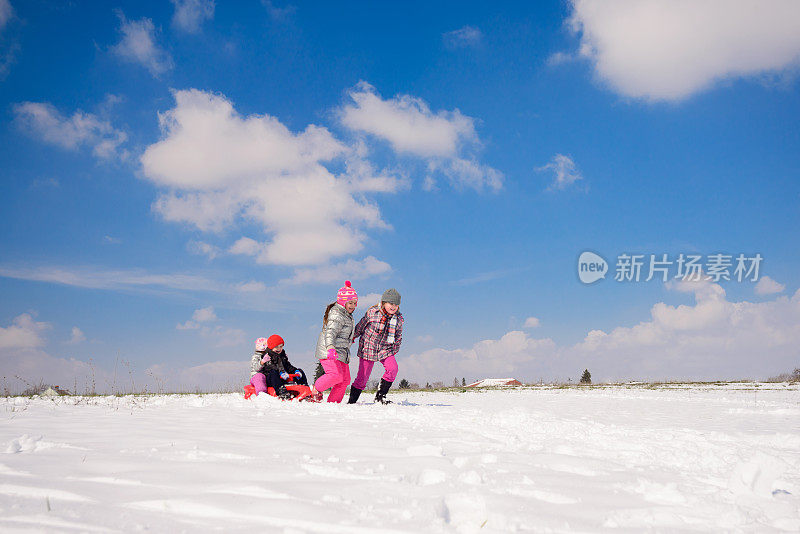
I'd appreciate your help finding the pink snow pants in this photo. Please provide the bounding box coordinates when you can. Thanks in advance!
[314,358,351,403]
[250,373,268,395]
[352,355,398,391]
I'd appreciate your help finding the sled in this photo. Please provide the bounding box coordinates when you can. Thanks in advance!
[243,384,276,399]
[284,383,321,402]
[243,374,321,402]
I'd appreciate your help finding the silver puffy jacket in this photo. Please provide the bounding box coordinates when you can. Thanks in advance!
[315,303,355,364]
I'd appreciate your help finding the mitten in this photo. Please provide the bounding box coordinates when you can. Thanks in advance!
[280,372,290,381]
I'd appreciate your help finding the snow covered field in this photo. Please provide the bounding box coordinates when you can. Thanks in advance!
[1,384,799,533]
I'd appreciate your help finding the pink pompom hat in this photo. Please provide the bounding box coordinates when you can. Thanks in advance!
[336,280,358,306]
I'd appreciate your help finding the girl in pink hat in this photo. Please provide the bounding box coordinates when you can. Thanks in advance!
[311,281,358,403]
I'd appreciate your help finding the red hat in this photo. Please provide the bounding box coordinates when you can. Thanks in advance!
[267,334,285,349]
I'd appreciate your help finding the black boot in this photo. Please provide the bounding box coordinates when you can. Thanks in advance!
[375,379,393,404]
[347,387,362,404]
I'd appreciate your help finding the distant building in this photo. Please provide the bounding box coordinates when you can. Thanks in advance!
[466,378,523,388]
[42,386,69,397]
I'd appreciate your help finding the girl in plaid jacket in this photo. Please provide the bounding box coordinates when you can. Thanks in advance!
[348,288,403,405]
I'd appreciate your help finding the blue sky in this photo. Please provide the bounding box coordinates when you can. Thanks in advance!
[1,1,799,392]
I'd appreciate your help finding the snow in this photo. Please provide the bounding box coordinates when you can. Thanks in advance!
[1,384,799,533]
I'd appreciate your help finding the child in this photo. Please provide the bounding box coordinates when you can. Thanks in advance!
[348,288,403,405]
[311,281,358,403]
[250,334,308,398]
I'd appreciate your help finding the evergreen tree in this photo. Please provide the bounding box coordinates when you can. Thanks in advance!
[580,369,592,384]
[453,377,459,387]
[461,377,466,386]
[399,378,410,389]
[314,361,324,382]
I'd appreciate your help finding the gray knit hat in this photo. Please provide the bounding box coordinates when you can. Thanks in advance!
[381,288,401,305]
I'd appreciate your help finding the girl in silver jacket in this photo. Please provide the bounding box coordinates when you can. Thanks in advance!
[311,280,358,403]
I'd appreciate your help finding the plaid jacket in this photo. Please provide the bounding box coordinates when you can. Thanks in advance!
[353,306,403,362]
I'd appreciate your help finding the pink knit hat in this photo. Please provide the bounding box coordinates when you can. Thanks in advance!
[336,280,358,306]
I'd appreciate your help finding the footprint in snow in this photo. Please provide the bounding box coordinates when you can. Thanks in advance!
[4,435,42,454]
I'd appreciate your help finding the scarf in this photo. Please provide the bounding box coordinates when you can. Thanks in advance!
[382,311,398,344]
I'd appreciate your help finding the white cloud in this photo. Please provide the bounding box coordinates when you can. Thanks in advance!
[452,267,526,286]
[0,314,111,394]
[192,306,217,322]
[0,313,243,395]
[399,285,800,383]
[357,293,384,308]
[547,51,575,66]
[263,1,296,21]
[184,360,246,387]
[67,327,86,345]
[187,240,220,259]
[569,284,800,381]
[200,325,246,347]
[149,360,248,392]
[0,0,16,78]
[171,0,214,34]
[174,323,245,347]
[0,264,295,313]
[111,11,173,77]
[3,351,110,394]
[0,43,17,79]
[143,89,346,188]
[343,141,409,193]
[402,331,557,382]
[523,317,540,328]
[141,89,393,265]
[432,158,503,192]
[422,175,437,192]
[13,102,128,161]
[153,190,239,233]
[443,26,483,49]
[282,256,391,285]
[0,0,13,31]
[340,82,476,158]
[31,178,60,189]
[0,313,49,350]
[565,0,800,101]
[177,306,217,330]
[537,154,583,190]
[0,264,225,294]
[228,236,262,256]
[339,82,502,192]
[755,275,786,295]
[235,280,267,293]
[103,235,122,245]
[175,307,244,347]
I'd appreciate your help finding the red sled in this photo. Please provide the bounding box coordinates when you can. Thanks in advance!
[243,385,276,398]
[243,383,321,402]
[285,383,322,402]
